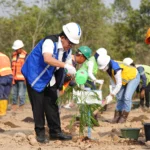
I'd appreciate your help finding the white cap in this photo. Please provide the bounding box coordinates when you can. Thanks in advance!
[123,57,133,65]
[63,22,82,44]
[12,40,24,50]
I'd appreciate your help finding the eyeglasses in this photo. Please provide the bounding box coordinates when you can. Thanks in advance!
[75,51,86,58]
[66,37,75,47]
[69,40,75,46]
[76,51,82,55]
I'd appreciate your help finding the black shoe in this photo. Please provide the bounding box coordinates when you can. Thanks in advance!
[50,133,72,140]
[36,135,49,143]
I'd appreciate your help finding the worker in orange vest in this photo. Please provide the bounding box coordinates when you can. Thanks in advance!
[0,52,13,116]
[11,40,27,111]
[145,28,150,44]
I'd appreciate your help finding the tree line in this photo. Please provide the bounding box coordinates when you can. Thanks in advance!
[0,0,150,64]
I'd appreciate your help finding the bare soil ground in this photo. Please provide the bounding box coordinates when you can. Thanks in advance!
[0,101,150,150]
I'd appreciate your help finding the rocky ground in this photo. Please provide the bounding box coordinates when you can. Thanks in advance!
[0,101,150,150]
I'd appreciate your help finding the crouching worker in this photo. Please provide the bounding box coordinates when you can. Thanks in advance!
[60,46,92,94]
[61,46,92,109]
[80,48,106,90]
[123,57,150,109]
[0,52,13,116]
[21,22,82,143]
[95,52,140,123]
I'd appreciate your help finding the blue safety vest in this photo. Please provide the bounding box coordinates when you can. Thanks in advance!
[21,35,70,92]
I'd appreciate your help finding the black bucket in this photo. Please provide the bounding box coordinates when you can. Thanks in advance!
[144,123,150,141]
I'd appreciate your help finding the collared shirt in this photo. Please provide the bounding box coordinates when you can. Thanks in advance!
[42,37,72,86]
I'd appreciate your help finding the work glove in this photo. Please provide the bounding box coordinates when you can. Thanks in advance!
[106,94,113,104]
[95,79,104,84]
[64,64,76,75]
[99,99,106,106]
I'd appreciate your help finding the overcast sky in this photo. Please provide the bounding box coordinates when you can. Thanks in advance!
[0,0,141,17]
[103,0,141,9]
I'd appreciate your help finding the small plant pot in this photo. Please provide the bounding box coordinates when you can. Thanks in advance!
[132,101,140,109]
[121,128,141,140]
[144,123,150,141]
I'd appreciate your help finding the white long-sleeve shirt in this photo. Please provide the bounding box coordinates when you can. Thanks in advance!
[87,60,97,81]
[110,70,122,96]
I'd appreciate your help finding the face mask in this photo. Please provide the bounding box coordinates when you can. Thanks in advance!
[103,65,109,72]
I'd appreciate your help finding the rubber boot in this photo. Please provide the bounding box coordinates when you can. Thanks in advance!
[111,110,122,123]
[118,110,129,123]
[0,100,7,116]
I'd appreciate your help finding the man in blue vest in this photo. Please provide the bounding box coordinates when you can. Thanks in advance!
[21,22,82,143]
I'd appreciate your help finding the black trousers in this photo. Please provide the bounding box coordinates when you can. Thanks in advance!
[145,83,150,107]
[139,83,150,108]
[26,82,61,136]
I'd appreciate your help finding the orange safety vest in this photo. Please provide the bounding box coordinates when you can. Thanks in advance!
[12,50,27,84]
[0,52,12,76]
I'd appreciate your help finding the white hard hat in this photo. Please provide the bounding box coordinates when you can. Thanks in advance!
[97,54,111,69]
[96,48,107,55]
[63,22,82,44]
[123,57,133,65]
[12,40,24,50]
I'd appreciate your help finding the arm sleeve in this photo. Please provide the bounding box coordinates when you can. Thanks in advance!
[42,39,54,54]
[87,61,97,81]
[137,67,147,89]
[111,70,122,96]
[110,77,116,88]
[65,50,72,65]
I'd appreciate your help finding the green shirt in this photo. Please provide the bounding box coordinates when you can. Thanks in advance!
[80,56,98,81]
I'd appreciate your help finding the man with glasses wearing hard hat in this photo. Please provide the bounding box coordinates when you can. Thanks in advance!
[22,22,82,143]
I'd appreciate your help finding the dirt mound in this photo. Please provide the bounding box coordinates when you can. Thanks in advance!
[0,127,5,133]
[22,117,34,123]
[4,121,19,128]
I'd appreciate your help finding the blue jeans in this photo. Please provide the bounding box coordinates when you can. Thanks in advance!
[116,73,140,112]
[0,75,13,100]
[12,81,26,106]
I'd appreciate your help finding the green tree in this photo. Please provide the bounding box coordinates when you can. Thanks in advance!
[46,0,113,52]
[0,0,49,55]
[112,0,132,22]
